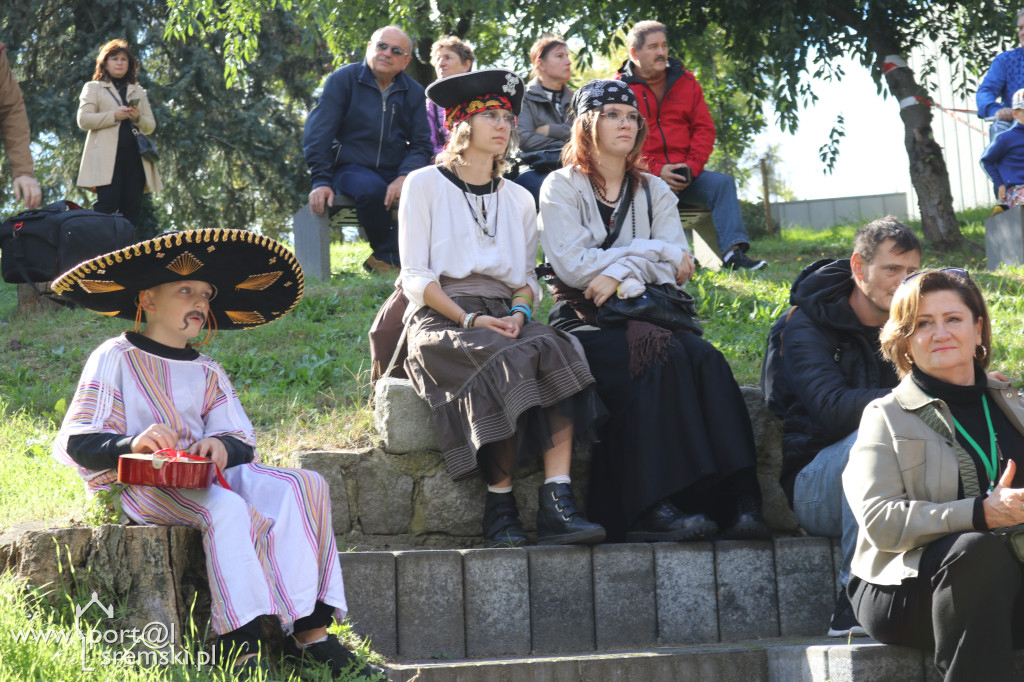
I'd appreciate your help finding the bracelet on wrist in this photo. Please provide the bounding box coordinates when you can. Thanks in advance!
[509,304,532,323]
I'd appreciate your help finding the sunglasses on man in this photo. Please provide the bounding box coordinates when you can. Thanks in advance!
[375,41,408,57]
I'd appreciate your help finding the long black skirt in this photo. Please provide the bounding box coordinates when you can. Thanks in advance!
[566,321,760,540]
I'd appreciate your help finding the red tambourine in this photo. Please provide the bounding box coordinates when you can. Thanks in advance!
[117,449,232,490]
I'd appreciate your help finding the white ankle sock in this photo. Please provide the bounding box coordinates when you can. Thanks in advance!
[487,485,513,494]
[294,634,328,649]
[544,475,571,485]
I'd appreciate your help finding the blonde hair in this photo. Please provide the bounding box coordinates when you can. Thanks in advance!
[880,269,992,378]
[437,118,518,179]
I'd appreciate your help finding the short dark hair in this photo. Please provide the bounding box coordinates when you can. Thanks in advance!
[852,216,921,263]
[627,21,667,53]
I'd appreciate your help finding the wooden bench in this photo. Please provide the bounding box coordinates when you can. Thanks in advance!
[679,204,724,270]
[291,193,366,281]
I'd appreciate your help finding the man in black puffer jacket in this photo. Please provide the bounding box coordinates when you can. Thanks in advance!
[769,216,921,637]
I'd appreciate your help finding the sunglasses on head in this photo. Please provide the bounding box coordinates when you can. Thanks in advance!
[375,41,408,57]
[901,267,970,285]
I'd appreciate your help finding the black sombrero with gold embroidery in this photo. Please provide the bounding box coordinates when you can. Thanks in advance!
[51,228,304,330]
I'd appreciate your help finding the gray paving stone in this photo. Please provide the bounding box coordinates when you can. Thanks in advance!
[826,642,925,682]
[716,539,779,641]
[765,643,830,682]
[670,646,770,682]
[775,537,835,636]
[416,471,485,537]
[526,545,595,654]
[374,378,439,454]
[654,542,718,645]
[461,549,530,658]
[337,551,397,656]
[356,458,413,535]
[592,544,656,650]
[396,550,465,660]
[831,538,843,596]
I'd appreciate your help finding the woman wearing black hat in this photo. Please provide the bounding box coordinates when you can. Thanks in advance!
[537,80,771,543]
[399,68,605,548]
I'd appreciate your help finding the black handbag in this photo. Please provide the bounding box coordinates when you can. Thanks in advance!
[592,179,704,335]
[132,126,159,163]
[0,200,136,285]
[597,282,704,335]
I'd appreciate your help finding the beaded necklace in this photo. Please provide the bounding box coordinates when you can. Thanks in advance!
[593,177,635,242]
[455,168,498,237]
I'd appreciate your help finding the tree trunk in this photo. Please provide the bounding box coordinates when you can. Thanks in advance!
[878,54,963,246]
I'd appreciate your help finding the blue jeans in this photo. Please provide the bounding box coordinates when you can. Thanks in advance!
[677,170,750,254]
[332,163,400,263]
[792,430,859,586]
[983,120,1014,198]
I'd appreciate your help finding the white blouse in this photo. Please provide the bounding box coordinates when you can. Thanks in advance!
[398,165,542,311]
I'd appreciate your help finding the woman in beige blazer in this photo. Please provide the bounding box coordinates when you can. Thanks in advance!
[76,39,161,226]
[844,268,1024,682]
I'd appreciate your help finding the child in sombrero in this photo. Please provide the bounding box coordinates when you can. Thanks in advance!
[50,228,383,679]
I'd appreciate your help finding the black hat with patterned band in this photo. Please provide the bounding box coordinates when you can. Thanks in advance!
[51,228,304,330]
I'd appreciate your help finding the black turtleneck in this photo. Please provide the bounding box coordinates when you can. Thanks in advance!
[109,76,137,149]
[65,332,254,472]
[911,364,1024,529]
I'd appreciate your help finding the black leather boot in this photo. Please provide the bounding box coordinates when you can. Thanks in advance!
[625,499,718,542]
[482,491,527,548]
[536,482,606,545]
[721,494,772,540]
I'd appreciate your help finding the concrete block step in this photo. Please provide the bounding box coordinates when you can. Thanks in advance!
[382,637,949,682]
[340,538,845,662]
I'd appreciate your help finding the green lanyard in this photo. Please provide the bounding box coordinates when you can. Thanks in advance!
[951,394,999,493]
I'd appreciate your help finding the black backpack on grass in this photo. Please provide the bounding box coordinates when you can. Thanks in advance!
[0,200,136,288]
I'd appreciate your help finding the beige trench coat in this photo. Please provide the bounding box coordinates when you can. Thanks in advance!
[76,79,162,192]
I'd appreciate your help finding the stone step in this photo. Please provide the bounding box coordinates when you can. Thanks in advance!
[339,538,844,662]
[383,637,953,682]
[300,382,798,551]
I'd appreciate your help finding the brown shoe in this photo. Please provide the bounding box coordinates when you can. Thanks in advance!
[363,255,399,275]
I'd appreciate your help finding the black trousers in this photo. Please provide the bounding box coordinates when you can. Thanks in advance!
[93,142,145,226]
[849,531,1024,681]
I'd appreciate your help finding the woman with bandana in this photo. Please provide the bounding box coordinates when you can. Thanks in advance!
[538,80,771,543]
[398,69,606,548]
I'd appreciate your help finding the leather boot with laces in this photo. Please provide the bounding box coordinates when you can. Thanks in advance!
[482,491,527,547]
[536,482,606,545]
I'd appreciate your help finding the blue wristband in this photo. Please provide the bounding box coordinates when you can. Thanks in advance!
[510,304,532,322]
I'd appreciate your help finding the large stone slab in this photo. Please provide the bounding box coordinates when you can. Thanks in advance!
[654,542,718,645]
[986,205,1024,270]
[339,551,397,657]
[715,540,779,641]
[461,549,530,658]
[395,550,465,660]
[775,537,835,637]
[414,471,485,537]
[826,642,926,682]
[592,544,656,650]
[356,457,414,535]
[374,378,439,454]
[526,545,595,655]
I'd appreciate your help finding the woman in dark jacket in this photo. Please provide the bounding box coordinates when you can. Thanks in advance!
[513,34,574,204]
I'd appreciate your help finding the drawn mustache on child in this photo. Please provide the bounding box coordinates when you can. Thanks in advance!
[179,310,206,331]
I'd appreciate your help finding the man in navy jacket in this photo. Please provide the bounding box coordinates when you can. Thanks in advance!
[303,25,432,273]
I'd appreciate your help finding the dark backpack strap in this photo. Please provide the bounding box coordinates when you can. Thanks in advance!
[599,175,634,250]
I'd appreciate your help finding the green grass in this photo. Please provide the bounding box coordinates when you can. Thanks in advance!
[3,211,1024,677]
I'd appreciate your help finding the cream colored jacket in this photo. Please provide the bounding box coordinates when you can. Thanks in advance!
[844,374,1024,585]
[537,167,690,290]
[76,80,162,192]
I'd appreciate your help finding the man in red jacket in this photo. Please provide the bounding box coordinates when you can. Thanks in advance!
[616,21,766,271]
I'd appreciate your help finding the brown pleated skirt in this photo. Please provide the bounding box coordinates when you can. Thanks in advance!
[404,292,601,482]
